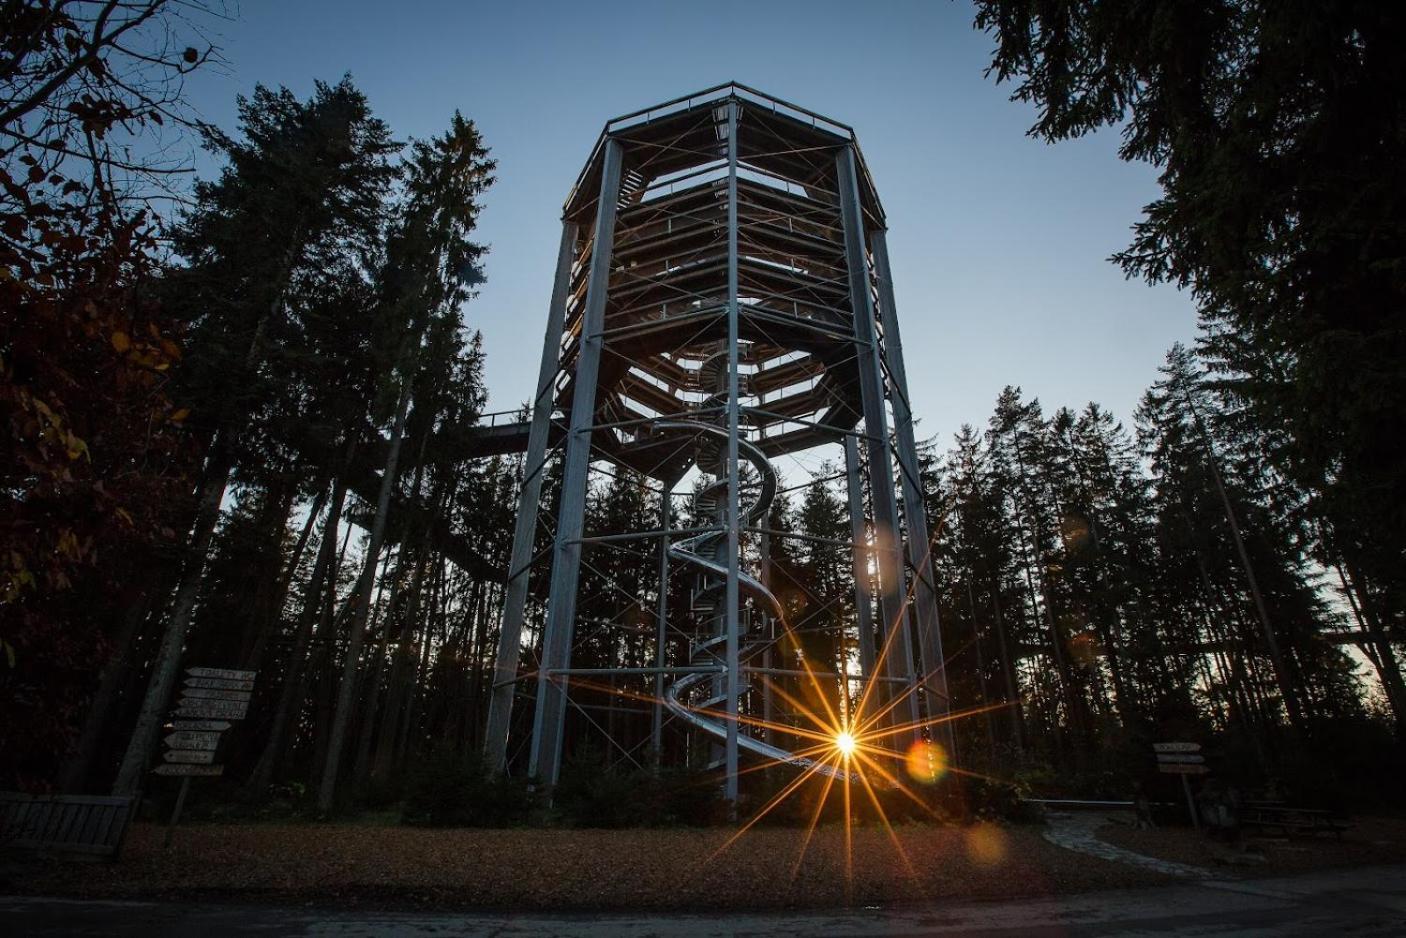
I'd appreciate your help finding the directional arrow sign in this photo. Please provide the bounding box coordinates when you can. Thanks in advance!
[175,701,248,719]
[165,730,221,751]
[175,696,249,713]
[1153,742,1202,753]
[186,667,256,681]
[185,677,254,691]
[177,697,251,720]
[1156,753,1206,765]
[154,764,224,777]
[180,687,252,702]
[1159,763,1210,775]
[170,720,231,732]
[164,749,216,764]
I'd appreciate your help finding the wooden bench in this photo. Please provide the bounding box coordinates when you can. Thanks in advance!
[0,792,135,860]
[1240,802,1349,839]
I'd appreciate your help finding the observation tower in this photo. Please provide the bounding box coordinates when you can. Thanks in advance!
[484,84,953,800]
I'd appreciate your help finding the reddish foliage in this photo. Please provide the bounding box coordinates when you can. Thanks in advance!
[0,180,198,789]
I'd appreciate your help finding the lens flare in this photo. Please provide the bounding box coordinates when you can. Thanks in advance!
[904,739,948,785]
[835,731,856,758]
[964,821,1007,866]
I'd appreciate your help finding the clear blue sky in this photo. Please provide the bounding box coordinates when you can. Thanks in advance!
[183,0,1195,451]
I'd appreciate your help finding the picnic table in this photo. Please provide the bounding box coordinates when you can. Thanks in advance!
[1239,801,1349,839]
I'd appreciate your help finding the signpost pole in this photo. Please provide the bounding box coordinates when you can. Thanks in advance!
[1154,741,1206,831]
[1180,773,1200,832]
[164,776,191,849]
[157,666,257,847]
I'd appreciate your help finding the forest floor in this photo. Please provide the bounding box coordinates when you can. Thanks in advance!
[6,816,1406,912]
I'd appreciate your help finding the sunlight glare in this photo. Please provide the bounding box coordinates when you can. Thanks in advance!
[964,821,1008,867]
[904,739,948,785]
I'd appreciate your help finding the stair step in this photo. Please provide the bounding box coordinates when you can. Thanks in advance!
[691,635,725,657]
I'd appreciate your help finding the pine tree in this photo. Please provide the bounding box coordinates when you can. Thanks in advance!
[974,0,1406,675]
[317,112,494,812]
[113,78,399,796]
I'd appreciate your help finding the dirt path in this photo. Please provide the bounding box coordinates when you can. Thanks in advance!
[1044,811,1218,879]
[1099,813,1406,876]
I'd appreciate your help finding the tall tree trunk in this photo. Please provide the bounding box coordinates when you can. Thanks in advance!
[244,483,327,671]
[60,587,155,793]
[986,574,1025,752]
[371,469,447,787]
[308,514,356,779]
[965,576,999,764]
[1333,538,1406,736]
[370,551,426,784]
[1008,434,1087,760]
[353,533,414,786]
[395,569,441,774]
[465,576,488,748]
[112,226,305,797]
[235,480,296,665]
[317,358,415,813]
[1186,398,1306,732]
[248,469,349,795]
[112,440,234,795]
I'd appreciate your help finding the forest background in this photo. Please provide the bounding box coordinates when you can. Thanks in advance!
[3,0,1402,823]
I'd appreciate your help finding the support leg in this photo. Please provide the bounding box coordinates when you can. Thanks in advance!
[844,434,879,713]
[651,494,670,764]
[871,229,956,757]
[837,146,920,736]
[484,221,577,773]
[722,100,741,805]
[528,140,624,787]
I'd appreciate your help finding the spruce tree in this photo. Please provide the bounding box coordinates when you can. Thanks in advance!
[114,78,398,795]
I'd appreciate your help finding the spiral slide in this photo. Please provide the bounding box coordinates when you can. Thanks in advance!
[655,413,850,782]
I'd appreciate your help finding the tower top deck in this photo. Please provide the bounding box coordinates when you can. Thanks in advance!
[545,83,903,481]
[564,82,885,227]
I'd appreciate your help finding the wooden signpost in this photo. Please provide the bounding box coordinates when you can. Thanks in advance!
[186,667,257,680]
[164,730,221,750]
[1155,742,1207,831]
[171,720,231,732]
[185,677,255,691]
[155,763,223,776]
[159,667,256,846]
[175,698,249,719]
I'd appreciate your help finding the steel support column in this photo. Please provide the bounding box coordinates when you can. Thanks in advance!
[651,493,670,762]
[759,528,775,749]
[871,230,955,755]
[484,220,577,772]
[528,139,624,786]
[844,433,879,696]
[837,146,921,735]
[722,100,742,804]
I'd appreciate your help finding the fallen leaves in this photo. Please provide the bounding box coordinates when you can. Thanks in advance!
[15,821,1167,912]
